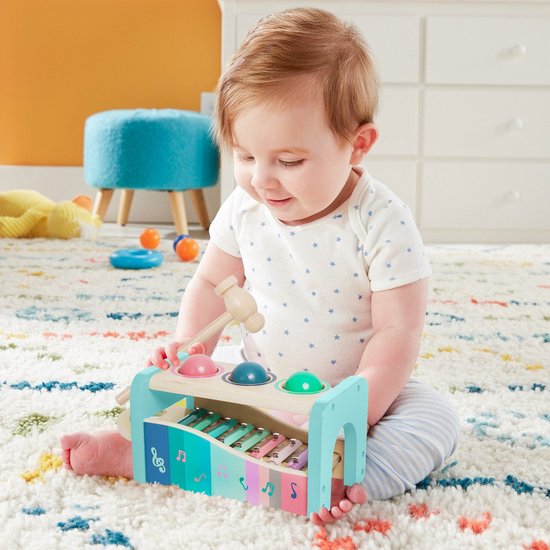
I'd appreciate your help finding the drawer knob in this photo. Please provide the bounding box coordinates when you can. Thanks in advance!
[507,118,525,131]
[510,43,528,57]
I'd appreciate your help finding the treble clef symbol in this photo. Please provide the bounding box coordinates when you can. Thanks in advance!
[151,447,166,473]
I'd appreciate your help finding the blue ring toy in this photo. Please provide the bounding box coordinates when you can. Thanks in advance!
[109,248,163,269]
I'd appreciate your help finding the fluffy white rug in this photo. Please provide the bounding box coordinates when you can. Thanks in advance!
[0,237,548,550]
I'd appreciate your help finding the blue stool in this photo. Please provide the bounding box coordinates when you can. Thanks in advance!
[84,109,219,234]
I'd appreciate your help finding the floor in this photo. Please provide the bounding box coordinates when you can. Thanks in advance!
[98,222,209,241]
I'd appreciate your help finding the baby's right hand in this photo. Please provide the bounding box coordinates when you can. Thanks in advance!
[146,341,184,370]
[146,341,207,370]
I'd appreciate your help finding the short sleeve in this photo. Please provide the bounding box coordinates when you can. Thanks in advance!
[358,179,432,292]
[208,188,243,258]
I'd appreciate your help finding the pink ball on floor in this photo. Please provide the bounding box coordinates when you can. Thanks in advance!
[178,354,218,377]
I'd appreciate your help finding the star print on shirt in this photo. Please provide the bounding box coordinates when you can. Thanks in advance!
[208,168,431,384]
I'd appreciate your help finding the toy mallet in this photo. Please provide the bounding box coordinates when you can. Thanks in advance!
[115,275,265,405]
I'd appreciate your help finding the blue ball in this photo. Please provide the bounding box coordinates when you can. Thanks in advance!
[229,361,270,385]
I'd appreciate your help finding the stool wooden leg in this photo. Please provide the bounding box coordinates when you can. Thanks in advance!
[189,189,210,230]
[117,189,135,226]
[168,191,189,235]
[92,189,115,220]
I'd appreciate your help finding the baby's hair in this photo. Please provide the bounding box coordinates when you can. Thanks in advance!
[214,7,379,148]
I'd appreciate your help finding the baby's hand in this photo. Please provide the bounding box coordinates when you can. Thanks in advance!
[146,341,185,370]
[309,483,367,526]
[146,341,206,370]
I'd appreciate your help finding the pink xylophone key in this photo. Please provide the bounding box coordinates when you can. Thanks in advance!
[249,433,286,459]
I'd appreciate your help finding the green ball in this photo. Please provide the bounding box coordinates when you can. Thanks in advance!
[284,371,324,394]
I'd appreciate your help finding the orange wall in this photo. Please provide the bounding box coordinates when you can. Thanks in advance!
[0,0,221,166]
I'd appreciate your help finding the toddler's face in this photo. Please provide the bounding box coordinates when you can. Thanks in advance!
[231,91,358,226]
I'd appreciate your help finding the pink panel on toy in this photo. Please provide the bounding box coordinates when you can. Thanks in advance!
[244,460,259,506]
[280,472,307,515]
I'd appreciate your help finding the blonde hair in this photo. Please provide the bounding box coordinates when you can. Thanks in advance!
[214,7,379,148]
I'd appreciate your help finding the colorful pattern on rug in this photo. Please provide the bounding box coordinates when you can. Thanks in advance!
[1,238,548,549]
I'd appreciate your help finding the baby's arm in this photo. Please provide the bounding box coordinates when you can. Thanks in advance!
[357,278,428,426]
[147,243,245,369]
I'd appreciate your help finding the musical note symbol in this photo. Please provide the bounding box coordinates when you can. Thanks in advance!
[239,476,248,491]
[176,450,186,462]
[216,465,228,479]
[290,482,298,500]
[193,472,206,483]
[261,481,275,496]
[150,447,166,473]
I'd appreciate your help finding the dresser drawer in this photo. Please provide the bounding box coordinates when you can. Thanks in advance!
[426,16,550,85]
[371,87,418,156]
[421,161,550,231]
[352,15,420,84]
[236,13,420,84]
[424,90,550,159]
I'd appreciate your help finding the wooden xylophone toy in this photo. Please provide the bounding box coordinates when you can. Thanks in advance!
[116,276,368,516]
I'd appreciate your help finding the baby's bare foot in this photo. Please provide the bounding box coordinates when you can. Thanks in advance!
[60,431,133,478]
[310,483,368,525]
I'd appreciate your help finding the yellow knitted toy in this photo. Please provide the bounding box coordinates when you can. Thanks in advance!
[0,190,101,239]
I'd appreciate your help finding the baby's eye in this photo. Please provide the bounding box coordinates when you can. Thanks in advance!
[279,159,304,168]
[237,154,254,163]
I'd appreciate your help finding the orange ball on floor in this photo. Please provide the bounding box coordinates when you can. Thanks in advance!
[140,228,161,249]
[175,237,199,261]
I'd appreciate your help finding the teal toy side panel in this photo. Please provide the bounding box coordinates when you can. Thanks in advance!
[168,426,187,489]
[183,430,212,495]
[307,376,368,515]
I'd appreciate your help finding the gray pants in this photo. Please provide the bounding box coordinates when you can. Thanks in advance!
[364,379,459,500]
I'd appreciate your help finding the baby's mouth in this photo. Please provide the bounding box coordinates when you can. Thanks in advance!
[265,197,292,207]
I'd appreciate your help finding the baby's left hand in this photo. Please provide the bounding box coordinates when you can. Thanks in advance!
[309,483,367,525]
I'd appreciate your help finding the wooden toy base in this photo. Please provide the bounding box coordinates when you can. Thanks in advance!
[126,366,368,516]
[130,397,348,516]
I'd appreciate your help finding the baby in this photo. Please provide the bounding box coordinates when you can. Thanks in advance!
[61,7,459,525]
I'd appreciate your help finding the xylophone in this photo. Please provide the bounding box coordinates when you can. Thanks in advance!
[116,276,368,516]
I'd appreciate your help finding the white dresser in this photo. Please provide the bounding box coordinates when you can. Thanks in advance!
[217,0,550,243]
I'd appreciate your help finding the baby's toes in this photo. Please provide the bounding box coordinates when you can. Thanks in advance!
[338,499,353,513]
[346,483,368,505]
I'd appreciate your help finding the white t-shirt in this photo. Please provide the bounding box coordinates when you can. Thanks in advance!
[209,167,431,387]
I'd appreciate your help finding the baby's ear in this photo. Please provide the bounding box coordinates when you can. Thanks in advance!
[350,123,378,164]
